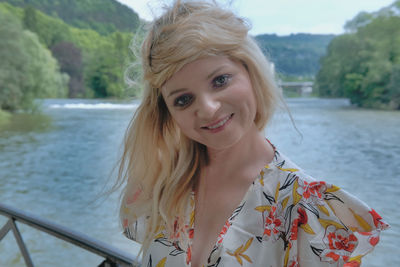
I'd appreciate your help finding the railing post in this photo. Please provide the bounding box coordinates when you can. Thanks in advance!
[11,219,35,267]
[98,258,119,267]
[0,219,12,241]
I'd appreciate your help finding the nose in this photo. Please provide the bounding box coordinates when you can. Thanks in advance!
[195,94,221,119]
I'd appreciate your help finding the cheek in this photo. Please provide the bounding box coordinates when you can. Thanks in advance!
[170,112,195,134]
[232,81,257,111]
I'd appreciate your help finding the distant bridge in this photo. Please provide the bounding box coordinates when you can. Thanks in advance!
[277,81,314,96]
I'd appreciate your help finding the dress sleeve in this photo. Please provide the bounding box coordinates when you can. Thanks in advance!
[121,187,149,243]
[291,178,388,267]
[123,220,138,241]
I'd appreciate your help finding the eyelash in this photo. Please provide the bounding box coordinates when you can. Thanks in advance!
[173,94,194,107]
[172,74,232,108]
[212,74,231,88]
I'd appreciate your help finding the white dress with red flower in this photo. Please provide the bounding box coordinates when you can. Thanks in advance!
[123,149,388,267]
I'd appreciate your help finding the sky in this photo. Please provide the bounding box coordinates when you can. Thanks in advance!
[117,0,396,35]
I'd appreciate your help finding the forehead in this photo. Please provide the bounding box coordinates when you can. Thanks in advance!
[162,56,236,92]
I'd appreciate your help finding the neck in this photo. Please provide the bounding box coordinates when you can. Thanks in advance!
[203,124,273,185]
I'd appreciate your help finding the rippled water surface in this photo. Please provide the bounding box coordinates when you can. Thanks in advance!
[0,98,398,266]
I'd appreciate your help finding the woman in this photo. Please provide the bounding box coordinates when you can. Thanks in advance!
[118,1,388,266]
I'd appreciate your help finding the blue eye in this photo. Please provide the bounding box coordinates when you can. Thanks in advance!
[174,94,193,107]
[213,74,231,88]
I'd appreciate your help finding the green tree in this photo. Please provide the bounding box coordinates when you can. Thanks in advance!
[316,34,364,97]
[51,41,84,97]
[344,12,373,33]
[0,10,68,112]
[114,32,125,68]
[386,64,400,109]
[343,73,364,105]
[316,9,400,109]
[84,31,139,98]
[87,45,124,98]
[23,5,38,32]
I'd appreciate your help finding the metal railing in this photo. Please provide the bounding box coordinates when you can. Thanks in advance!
[0,203,140,267]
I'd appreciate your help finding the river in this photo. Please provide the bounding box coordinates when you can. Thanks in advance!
[0,98,398,266]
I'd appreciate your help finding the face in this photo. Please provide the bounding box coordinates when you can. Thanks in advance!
[161,56,258,151]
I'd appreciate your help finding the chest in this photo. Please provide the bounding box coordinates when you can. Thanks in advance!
[190,186,250,267]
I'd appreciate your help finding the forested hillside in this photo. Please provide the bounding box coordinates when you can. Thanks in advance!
[0,2,139,114]
[0,0,140,35]
[316,0,400,109]
[255,34,335,78]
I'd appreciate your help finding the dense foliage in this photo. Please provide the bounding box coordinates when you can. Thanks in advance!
[1,0,140,35]
[51,42,84,98]
[0,2,140,110]
[255,34,335,77]
[316,1,400,109]
[0,9,68,112]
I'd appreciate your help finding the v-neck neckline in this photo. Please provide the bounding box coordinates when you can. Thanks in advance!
[187,142,278,266]
[187,184,252,267]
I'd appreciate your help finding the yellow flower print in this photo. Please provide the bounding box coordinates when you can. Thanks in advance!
[349,208,372,232]
[277,166,299,173]
[227,237,254,265]
[155,257,166,267]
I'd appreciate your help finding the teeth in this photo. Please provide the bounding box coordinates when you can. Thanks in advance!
[207,115,231,129]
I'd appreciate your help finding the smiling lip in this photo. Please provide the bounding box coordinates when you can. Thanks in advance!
[202,114,233,132]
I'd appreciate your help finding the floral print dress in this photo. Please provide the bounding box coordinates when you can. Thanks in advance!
[123,148,388,267]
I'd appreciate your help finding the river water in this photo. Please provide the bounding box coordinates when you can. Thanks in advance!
[0,98,398,266]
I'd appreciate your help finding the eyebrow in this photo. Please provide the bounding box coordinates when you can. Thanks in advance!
[167,88,187,98]
[166,65,228,98]
[207,65,226,79]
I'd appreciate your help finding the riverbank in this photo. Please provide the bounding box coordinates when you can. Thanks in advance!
[0,109,10,125]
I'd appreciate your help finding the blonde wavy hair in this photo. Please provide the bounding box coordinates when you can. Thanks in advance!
[119,0,279,254]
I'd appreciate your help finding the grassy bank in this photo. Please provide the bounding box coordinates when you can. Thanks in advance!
[0,109,11,125]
